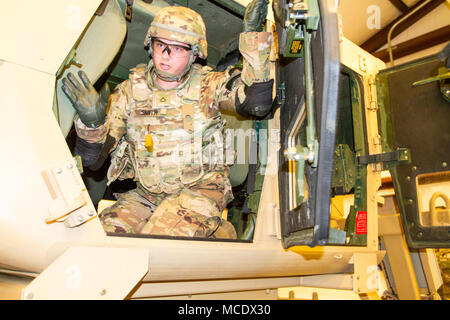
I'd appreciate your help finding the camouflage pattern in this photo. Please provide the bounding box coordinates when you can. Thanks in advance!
[106,62,228,194]
[75,14,273,237]
[98,189,157,233]
[144,6,208,59]
[239,32,273,86]
[99,171,236,239]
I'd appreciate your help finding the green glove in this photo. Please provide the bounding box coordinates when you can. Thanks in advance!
[62,71,110,128]
[243,0,269,32]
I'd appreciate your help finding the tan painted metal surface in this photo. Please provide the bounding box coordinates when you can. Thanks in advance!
[22,247,148,300]
[1,0,444,300]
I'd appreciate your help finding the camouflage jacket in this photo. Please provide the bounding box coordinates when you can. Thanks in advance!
[75,32,272,194]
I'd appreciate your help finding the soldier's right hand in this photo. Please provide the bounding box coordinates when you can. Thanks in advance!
[62,71,110,128]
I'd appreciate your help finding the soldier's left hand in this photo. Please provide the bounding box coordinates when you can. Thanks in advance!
[61,71,110,128]
[243,0,269,32]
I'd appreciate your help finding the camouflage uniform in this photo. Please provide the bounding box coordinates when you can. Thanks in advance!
[74,6,272,238]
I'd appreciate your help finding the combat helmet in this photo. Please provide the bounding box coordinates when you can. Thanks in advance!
[144,6,207,81]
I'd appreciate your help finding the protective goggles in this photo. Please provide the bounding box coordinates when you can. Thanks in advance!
[152,38,192,57]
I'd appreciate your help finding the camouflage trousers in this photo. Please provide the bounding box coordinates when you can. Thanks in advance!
[98,171,237,239]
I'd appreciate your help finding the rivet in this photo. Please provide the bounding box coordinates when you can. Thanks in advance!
[412,166,417,171]
[55,168,62,174]
[67,163,73,169]
[25,292,34,300]
[88,210,95,217]
[406,176,411,182]
[99,289,107,296]
[77,215,84,222]
[442,162,448,168]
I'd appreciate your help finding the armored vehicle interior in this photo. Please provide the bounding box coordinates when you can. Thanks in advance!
[54,0,450,249]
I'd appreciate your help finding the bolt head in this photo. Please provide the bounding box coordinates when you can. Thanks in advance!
[24,292,34,300]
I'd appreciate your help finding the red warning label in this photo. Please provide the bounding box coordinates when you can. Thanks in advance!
[355,211,367,235]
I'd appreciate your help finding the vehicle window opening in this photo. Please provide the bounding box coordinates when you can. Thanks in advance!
[416,171,450,227]
[62,80,267,243]
[52,0,272,243]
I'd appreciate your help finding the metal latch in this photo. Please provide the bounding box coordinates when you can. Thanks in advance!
[357,148,411,170]
[41,159,97,228]
[413,67,450,102]
[276,0,320,58]
[285,0,320,30]
[277,82,286,106]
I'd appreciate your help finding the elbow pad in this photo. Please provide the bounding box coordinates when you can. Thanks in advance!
[235,79,274,118]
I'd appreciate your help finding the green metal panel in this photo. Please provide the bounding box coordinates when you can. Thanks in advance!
[376,54,450,248]
[346,73,368,246]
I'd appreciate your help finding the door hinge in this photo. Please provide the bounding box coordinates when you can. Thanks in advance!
[367,75,378,111]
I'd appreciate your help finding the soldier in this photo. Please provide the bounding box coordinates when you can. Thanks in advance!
[61,0,274,239]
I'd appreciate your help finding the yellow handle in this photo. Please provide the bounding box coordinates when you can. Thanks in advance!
[145,133,154,153]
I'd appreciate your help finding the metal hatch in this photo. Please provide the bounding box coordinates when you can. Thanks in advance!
[376,47,450,248]
[275,0,340,248]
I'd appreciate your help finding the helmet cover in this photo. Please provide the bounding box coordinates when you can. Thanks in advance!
[144,6,207,59]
